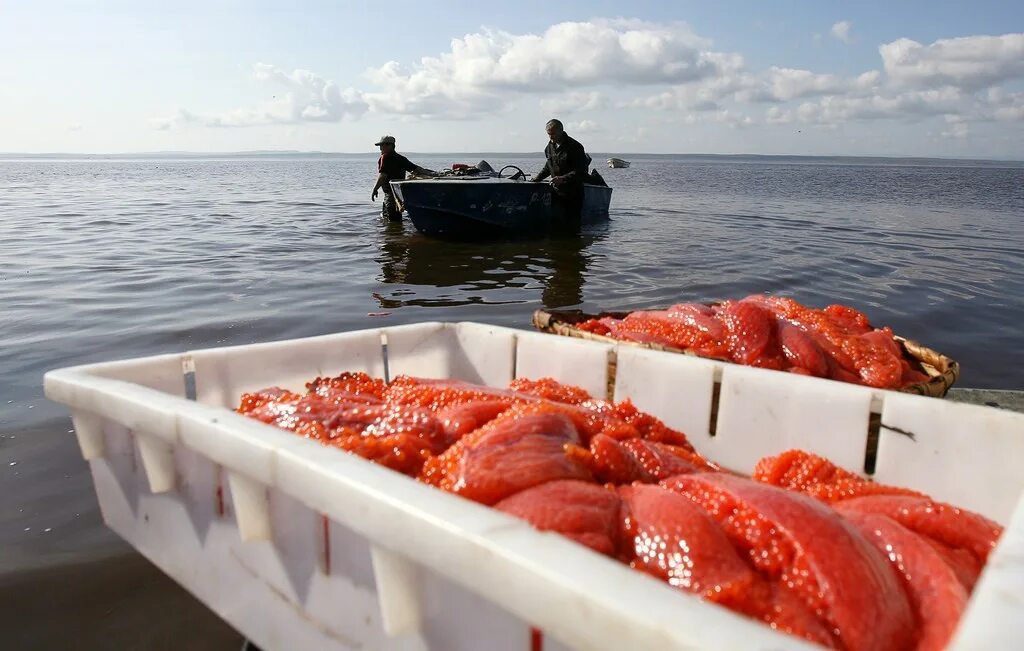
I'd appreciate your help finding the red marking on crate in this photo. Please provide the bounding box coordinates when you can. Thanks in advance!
[322,515,332,574]
[530,627,543,651]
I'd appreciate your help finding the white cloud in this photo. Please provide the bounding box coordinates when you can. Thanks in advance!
[636,66,879,111]
[569,119,601,133]
[612,126,651,144]
[363,19,743,117]
[667,109,754,128]
[363,60,499,119]
[986,88,1024,121]
[753,68,881,103]
[941,119,969,139]
[764,82,1024,128]
[633,74,755,111]
[633,30,1024,130]
[880,33,1024,91]
[765,67,844,100]
[787,87,971,124]
[540,91,606,114]
[708,110,754,128]
[831,21,853,44]
[250,63,367,121]
[154,64,367,129]
[765,106,794,124]
[149,110,193,131]
[68,123,82,131]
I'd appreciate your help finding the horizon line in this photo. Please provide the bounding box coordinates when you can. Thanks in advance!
[2,150,1022,165]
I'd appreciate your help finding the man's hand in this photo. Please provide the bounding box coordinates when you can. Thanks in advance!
[371,188,378,201]
[551,175,566,187]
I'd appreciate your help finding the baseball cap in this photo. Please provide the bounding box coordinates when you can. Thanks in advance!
[374,135,396,146]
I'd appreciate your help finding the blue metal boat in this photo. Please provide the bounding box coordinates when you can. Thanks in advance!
[390,165,612,238]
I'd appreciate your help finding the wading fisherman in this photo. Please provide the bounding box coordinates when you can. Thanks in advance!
[530,119,591,232]
[371,135,437,221]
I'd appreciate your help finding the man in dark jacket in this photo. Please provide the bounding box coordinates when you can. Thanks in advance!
[371,135,436,221]
[530,119,591,232]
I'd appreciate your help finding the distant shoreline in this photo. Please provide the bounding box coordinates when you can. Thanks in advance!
[2,151,1022,166]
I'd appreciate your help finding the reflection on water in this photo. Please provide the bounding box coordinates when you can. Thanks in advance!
[374,220,608,310]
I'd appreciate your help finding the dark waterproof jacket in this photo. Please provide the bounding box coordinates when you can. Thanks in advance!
[378,152,416,194]
[537,134,590,189]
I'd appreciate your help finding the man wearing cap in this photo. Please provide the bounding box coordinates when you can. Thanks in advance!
[371,135,437,221]
[530,119,591,232]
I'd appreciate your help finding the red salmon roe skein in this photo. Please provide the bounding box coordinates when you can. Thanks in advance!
[494,480,622,556]
[329,432,434,476]
[568,434,714,485]
[242,391,447,475]
[434,399,515,446]
[716,299,786,369]
[578,295,921,389]
[237,387,302,414]
[835,496,1003,566]
[508,377,594,404]
[618,484,837,648]
[663,473,916,651]
[579,310,732,358]
[575,317,611,336]
[842,511,969,651]
[755,450,1003,568]
[777,321,829,377]
[758,296,906,388]
[306,371,389,401]
[417,403,593,504]
[754,449,925,503]
[385,375,535,410]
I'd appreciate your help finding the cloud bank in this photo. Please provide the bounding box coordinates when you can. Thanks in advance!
[153,64,367,129]
[880,33,1024,91]
[359,20,740,118]
[154,21,1024,143]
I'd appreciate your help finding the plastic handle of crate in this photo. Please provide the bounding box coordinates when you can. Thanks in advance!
[71,410,106,460]
[371,545,422,636]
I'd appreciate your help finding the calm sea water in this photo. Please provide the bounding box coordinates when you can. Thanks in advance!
[1,154,1023,570]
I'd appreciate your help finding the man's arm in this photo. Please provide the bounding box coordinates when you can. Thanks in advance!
[401,156,437,178]
[532,160,551,183]
[564,142,590,182]
[371,172,388,201]
[410,164,438,178]
[550,142,589,187]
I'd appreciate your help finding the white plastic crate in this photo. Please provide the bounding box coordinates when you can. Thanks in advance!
[43,322,1024,651]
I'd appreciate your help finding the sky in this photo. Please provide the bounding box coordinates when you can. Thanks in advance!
[1,0,1022,158]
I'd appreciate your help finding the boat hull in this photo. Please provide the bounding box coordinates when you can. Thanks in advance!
[391,179,611,238]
